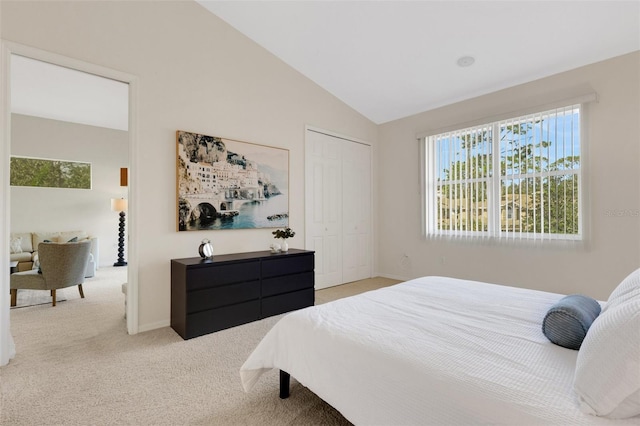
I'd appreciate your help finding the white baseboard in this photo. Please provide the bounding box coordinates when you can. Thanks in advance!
[137,319,171,334]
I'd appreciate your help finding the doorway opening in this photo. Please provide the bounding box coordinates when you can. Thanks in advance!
[1,42,139,366]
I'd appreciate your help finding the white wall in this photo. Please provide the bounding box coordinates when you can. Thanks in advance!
[1,1,378,331]
[10,114,128,266]
[377,52,640,300]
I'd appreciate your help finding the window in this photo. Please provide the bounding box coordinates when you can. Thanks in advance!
[424,104,582,241]
[10,156,92,189]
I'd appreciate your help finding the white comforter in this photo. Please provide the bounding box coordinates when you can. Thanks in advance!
[240,276,637,425]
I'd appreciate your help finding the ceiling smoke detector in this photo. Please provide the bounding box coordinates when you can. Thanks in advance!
[456,56,475,67]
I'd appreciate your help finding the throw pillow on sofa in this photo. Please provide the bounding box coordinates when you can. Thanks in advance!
[58,231,88,243]
[10,237,22,254]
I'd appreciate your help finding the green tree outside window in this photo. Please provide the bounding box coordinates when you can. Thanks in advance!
[10,156,91,189]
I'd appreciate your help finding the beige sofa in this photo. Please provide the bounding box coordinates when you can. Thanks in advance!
[9,231,98,277]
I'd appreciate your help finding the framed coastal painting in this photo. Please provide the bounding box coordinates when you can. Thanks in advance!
[176,130,289,231]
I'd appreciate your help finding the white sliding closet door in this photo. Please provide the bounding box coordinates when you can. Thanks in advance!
[305,128,372,289]
[342,141,371,283]
[305,130,343,288]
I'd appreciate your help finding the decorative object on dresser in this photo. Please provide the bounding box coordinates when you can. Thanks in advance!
[111,198,128,267]
[269,243,281,253]
[198,239,213,260]
[171,249,314,340]
[176,130,290,232]
[272,227,295,253]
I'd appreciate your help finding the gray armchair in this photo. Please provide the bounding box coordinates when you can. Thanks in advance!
[10,240,92,307]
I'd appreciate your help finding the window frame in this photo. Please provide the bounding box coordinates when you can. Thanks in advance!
[9,155,92,190]
[422,103,586,242]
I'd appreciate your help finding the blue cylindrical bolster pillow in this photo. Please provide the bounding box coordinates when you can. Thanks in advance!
[542,294,601,350]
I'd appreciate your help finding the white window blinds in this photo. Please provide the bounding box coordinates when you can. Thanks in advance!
[424,104,582,241]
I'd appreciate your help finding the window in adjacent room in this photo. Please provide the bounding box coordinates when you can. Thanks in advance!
[423,104,582,242]
[10,156,92,189]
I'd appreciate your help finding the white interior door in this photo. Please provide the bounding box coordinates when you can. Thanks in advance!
[305,130,343,289]
[342,142,360,283]
[346,142,372,282]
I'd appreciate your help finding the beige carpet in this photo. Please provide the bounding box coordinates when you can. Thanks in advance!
[1,268,399,425]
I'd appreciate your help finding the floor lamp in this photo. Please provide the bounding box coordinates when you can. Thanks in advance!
[111,198,128,267]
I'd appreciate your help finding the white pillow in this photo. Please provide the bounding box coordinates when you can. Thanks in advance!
[603,268,640,314]
[574,298,640,418]
[9,237,22,254]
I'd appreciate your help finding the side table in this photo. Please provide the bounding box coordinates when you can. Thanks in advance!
[9,261,18,274]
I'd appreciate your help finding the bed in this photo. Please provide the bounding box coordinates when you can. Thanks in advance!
[240,273,640,425]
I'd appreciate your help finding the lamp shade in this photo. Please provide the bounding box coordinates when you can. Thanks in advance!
[111,198,128,212]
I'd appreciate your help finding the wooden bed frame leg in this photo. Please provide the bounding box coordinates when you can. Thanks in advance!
[279,370,290,399]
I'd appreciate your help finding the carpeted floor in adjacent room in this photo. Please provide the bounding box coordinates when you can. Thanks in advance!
[1,266,399,425]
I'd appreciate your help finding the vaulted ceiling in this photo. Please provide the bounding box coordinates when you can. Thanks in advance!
[198,1,640,124]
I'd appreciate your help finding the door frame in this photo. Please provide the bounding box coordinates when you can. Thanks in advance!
[0,41,140,365]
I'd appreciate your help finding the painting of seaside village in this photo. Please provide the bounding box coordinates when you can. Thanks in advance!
[176,131,289,231]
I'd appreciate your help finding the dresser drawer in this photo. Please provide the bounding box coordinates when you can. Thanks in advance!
[187,280,260,313]
[262,272,314,297]
[262,254,314,278]
[186,260,260,291]
[186,300,260,339]
[262,288,314,318]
